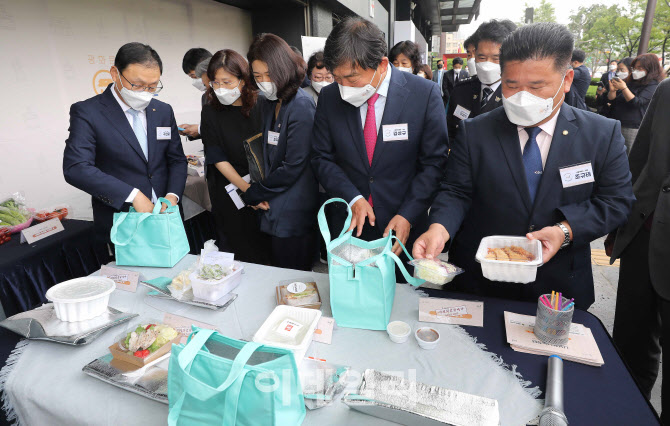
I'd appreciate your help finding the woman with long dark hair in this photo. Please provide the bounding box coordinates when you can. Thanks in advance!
[389,41,421,74]
[608,53,663,153]
[200,49,271,264]
[242,34,319,271]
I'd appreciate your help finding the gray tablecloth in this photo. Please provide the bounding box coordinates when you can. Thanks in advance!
[2,256,541,425]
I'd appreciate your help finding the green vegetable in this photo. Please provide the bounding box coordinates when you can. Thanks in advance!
[0,213,19,226]
[198,264,228,280]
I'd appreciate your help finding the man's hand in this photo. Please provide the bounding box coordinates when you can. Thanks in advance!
[348,198,375,237]
[412,223,450,259]
[178,124,199,138]
[384,215,411,255]
[526,222,572,263]
[160,194,178,213]
[132,191,154,213]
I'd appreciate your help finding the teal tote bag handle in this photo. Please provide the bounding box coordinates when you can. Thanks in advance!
[109,197,176,246]
[389,235,425,287]
[318,198,352,245]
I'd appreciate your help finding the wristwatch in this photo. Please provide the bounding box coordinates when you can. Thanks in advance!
[555,223,571,249]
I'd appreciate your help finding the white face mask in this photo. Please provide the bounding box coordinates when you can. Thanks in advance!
[632,70,646,80]
[467,57,477,76]
[616,71,629,80]
[257,81,278,101]
[609,64,617,71]
[115,74,153,111]
[311,80,331,93]
[192,78,206,92]
[339,68,382,108]
[417,72,426,78]
[214,81,242,105]
[502,75,566,127]
[475,61,501,85]
[397,66,413,73]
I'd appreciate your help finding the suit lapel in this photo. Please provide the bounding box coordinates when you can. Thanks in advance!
[495,112,533,213]
[471,80,482,116]
[99,85,147,163]
[146,101,157,166]
[342,95,370,171]
[481,85,503,114]
[371,69,410,170]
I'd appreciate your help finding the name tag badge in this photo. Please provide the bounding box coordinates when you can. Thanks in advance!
[267,131,280,146]
[382,123,409,142]
[453,105,471,120]
[157,127,171,140]
[559,162,595,188]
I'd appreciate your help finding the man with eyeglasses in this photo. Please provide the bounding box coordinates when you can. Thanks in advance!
[64,42,187,244]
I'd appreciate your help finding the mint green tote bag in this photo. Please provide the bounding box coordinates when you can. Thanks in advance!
[318,198,424,330]
[110,197,189,268]
[168,328,305,426]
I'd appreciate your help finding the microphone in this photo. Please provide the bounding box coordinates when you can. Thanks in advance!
[539,355,569,426]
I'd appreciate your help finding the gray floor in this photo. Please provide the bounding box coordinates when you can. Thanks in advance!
[315,237,662,415]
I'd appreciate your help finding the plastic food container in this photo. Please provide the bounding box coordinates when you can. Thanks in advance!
[415,327,440,350]
[386,321,411,343]
[45,277,116,322]
[475,236,543,284]
[189,262,244,302]
[409,259,464,285]
[253,305,322,366]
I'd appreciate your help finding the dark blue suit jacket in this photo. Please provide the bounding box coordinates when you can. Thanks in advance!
[566,65,590,111]
[241,88,319,238]
[430,104,634,308]
[63,84,187,242]
[311,65,449,236]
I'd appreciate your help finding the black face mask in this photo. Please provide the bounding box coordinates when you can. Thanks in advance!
[437,64,443,69]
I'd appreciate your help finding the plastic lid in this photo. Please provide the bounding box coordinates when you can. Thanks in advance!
[46,277,115,303]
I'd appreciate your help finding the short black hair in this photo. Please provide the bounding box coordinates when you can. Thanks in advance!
[500,22,574,73]
[452,57,463,66]
[182,48,212,74]
[307,51,327,78]
[437,59,444,64]
[464,34,478,50]
[571,49,586,63]
[324,16,387,71]
[610,59,618,65]
[115,42,162,74]
[475,19,517,50]
[389,41,422,73]
[290,46,303,57]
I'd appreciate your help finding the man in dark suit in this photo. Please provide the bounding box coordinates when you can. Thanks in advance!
[413,23,634,309]
[179,48,212,139]
[441,57,469,106]
[447,20,516,144]
[596,59,618,115]
[312,16,448,259]
[432,59,446,105]
[609,78,670,415]
[63,42,187,243]
[566,49,590,110]
[601,59,618,88]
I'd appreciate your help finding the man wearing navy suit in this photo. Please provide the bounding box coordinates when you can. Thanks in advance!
[312,17,448,260]
[565,49,590,111]
[64,42,187,243]
[413,23,634,309]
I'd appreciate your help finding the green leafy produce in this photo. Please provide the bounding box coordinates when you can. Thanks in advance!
[198,264,228,280]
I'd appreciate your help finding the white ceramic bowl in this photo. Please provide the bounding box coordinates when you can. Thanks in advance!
[415,327,441,350]
[45,277,115,322]
[386,321,411,343]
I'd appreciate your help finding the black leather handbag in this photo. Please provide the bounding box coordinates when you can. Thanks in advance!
[243,132,264,182]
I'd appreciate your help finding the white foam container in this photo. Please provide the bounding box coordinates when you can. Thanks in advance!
[415,327,441,350]
[253,305,322,366]
[45,277,116,322]
[475,236,543,284]
[387,321,411,343]
[189,262,244,302]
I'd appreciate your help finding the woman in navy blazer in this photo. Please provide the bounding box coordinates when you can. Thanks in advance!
[242,33,319,271]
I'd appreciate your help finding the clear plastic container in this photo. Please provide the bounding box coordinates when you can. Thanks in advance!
[45,277,115,322]
[475,236,543,284]
[253,305,322,366]
[189,262,243,302]
[409,259,464,284]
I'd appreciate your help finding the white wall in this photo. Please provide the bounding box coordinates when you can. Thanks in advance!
[0,0,252,219]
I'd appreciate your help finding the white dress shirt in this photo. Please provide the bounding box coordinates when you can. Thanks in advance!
[480,80,501,104]
[517,109,560,169]
[111,87,178,205]
[350,66,393,206]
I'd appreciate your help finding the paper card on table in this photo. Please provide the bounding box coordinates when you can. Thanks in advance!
[312,316,334,344]
[100,265,139,293]
[225,174,251,210]
[20,218,64,244]
[200,251,234,267]
[419,297,484,327]
[162,313,218,344]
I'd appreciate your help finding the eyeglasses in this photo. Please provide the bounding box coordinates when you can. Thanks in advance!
[119,71,163,93]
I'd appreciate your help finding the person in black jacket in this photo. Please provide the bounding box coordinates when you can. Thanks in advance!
[566,49,589,110]
[441,57,469,106]
[607,53,663,153]
[200,49,271,265]
[597,57,630,115]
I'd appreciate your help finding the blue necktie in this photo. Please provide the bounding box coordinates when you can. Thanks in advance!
[523,127,543,204]
[127,109,148,161]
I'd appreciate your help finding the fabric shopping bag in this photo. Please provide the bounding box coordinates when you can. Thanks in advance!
[318,198,424,330]
[110,197,189,268]
[168,328,305,426]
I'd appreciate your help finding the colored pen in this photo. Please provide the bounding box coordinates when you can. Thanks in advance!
[541,295,551,307]
[551,291,555,307]
[562,302,575,311]
[559,292,563,310]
